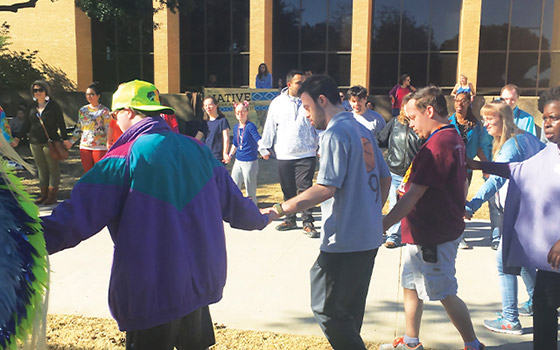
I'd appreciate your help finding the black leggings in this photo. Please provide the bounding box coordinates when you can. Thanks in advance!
[533,270,560,349]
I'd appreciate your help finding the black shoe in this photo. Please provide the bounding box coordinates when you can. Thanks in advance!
[276,220,297,231]
[303,223,319,238]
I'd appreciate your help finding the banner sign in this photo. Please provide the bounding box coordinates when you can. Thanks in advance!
[203,88,280,130]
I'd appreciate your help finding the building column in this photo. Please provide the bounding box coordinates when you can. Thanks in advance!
[249,0,273,88]
[153,2,180,93]
[457,0,482,89]
[75,7,93,91]
[349,0,373,89]
[549,0,560,87]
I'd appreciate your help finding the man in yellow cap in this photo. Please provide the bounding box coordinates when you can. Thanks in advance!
[41,80,271,350]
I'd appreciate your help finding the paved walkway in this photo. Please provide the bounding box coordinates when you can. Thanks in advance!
[45,211,536,349]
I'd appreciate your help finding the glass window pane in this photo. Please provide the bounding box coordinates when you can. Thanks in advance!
[401,0,430,51]
[370,53,398,92]
[431,0,461,51]
[233,54,249,87]
[429,53,457,87]
[328,0,352,51]
[401,53,428,87]
[301,53,326,75]
[207,54,231,87]
[232,0,249,52]
[509,0,542,50]
[207,0,231,52]
[180,1,205,53]
[477,53,506,88]
[539,53,560,88]
[92,53,117,92]
[372,0,400,52]
[479,0,509,51]
[541,0,558,50]
[142,54,154,82]
[273,0,300,52]
[273,54,299,87]
[328,54,351,86]
[301,0,327,51]
[507,52,538,88]
[117,54,142,83]
[181,54,205,91]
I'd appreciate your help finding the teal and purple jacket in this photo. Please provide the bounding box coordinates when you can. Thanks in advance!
[42,117,268,331]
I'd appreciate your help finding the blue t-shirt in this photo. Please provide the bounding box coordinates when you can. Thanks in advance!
[317,112,390,253]
[232,121,261,162]
[205,116,230,161]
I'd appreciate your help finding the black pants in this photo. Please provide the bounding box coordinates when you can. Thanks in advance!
[277,156,316,224]
[534,270,560,349]
[126,306,215,350]
[310,249,378,350]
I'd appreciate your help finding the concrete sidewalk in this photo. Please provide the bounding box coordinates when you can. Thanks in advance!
[47,216,535,349]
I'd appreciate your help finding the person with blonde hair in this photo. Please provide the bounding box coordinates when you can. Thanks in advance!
[451,74,475,99]
[465,99,544,335]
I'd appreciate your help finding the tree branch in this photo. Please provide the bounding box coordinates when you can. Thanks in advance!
[0,0,39,12]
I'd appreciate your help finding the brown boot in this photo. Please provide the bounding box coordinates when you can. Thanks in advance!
[43,187,58,205]
[34,186,48,204]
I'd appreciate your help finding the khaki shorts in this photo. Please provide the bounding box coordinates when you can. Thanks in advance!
[401,236,461,301]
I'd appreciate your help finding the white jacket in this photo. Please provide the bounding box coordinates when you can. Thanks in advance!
[259,88,318,160]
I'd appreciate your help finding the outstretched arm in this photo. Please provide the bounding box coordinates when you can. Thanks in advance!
[382,183,428,231]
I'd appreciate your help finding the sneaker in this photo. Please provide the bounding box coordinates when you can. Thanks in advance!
[275,220,297,231]
[483,317,523,335]
[491,240,499,250]
[379,337,424,350]
[385,234,401,248]
[518,301,533,317]
[459,238,472,249]
[303,223,319,238]
[464,344,486,350]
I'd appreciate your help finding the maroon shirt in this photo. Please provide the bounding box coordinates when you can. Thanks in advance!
[400,126,466,246]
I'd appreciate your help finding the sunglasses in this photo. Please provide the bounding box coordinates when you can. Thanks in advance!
[111,108,124,120]
[33,88,45,93]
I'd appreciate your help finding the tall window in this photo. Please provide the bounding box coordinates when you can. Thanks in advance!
[273,0,353,87]
[369,0,461,94]
[91,4,154,93]
[477,0,559,95]
[180,0,249,90]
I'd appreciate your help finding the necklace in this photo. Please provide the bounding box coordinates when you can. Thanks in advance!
[237,123,247,150]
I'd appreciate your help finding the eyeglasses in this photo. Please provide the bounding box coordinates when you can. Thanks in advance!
[543,115,560,123]
[111,108,124,120]
[33,88,45,93]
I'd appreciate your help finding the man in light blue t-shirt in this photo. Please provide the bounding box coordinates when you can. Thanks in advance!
[263,75,391,349]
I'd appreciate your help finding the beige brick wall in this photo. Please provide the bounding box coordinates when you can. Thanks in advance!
[153,4,180,93]
[249,0,273,88]
[349,0,372,89]
[457,0,482,90]
[3,0,92,90]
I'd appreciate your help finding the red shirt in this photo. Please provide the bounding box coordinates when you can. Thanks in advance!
[400,127,466,246]
[394,86,412,109]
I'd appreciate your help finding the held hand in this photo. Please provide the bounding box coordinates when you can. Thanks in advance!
[547,240,560,270]
[223,154,231,164]
[262,154,270,160]
[63,140,72,149]
[466,157,481,170]
[260,207,280,224]
[10,139,19,148]
[483,173,490,180]
[464,206,474,220]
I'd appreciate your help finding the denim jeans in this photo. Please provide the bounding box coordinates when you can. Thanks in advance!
[386,172,403,238]
[488,198,502,243]
[496,240,537,323]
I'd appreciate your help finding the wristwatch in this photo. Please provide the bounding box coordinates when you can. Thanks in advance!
[273,203,286,217]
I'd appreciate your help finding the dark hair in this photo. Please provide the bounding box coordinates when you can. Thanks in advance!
[286,69,304,83]
[409,85,448,118]
[202,95,225,121]
[538,86,560,113]
[257,63,269,80]
[398,74,410,85]
[347,85,368,100]
[297,75,340,106]
[30,79,50,97]
[88,81,102,95]
[455,92,478,127]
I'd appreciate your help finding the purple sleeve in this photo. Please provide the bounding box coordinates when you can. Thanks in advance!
[389,84,398,97]
[215,166,268,230]
[480,161,511,178]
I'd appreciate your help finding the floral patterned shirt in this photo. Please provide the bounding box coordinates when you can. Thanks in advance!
[70,104,111,150]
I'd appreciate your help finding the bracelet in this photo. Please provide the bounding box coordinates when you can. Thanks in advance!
[273,203,286,217]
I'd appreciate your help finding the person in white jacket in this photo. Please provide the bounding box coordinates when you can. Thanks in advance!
[259,69,319,238]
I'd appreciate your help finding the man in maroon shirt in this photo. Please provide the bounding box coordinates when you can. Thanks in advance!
[380,86,485,350]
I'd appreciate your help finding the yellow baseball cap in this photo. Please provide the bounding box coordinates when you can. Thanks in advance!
[111,80,175,114]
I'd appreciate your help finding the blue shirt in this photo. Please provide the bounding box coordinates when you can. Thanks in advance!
[513,106,536,136]
[255,74,272,89]
[205,116,230,162]
[232,121,261,162]
[317,112,390,253]
[449,113,492,161]
[467,132,544,213]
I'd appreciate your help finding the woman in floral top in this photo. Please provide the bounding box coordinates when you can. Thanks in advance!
[70,82,112,172]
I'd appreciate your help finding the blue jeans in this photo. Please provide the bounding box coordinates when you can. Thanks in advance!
[496,240,536,323]
[488,198,502,243]
[386,172,403,238]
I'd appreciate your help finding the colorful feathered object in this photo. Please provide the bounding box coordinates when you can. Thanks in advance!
[0,146,48,349]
